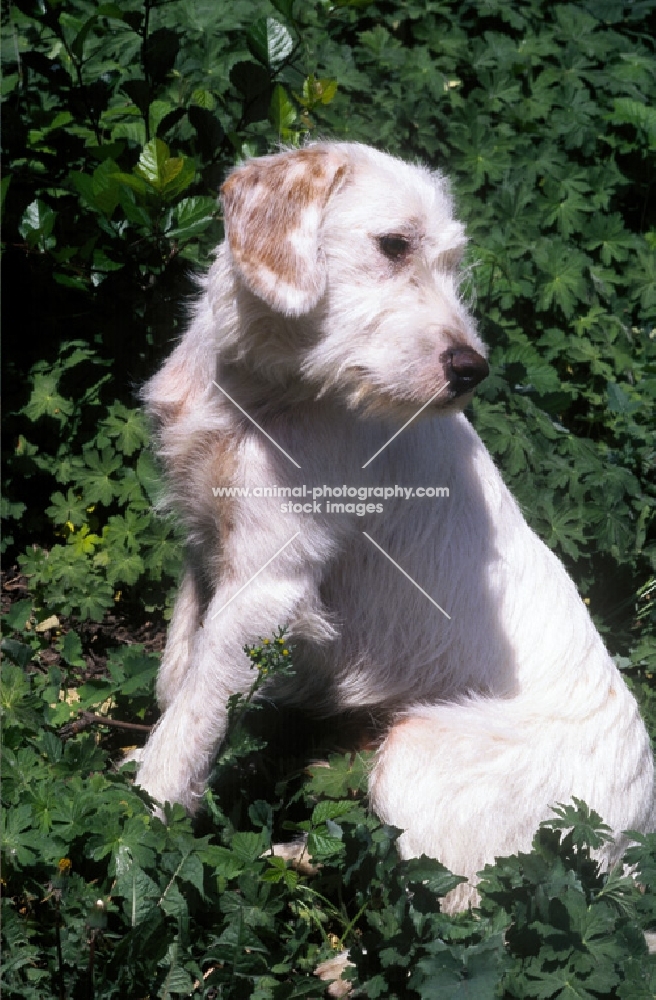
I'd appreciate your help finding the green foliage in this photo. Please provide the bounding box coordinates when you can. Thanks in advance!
[2,636,656,998]
[6,339,180,620]
[2,0,656,994]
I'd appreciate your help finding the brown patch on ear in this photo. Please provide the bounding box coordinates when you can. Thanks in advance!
[221,146,349,316]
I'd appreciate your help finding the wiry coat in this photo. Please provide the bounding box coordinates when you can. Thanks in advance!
[135,142,655,909]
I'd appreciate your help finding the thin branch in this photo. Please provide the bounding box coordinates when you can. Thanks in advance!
[60,712,153,737]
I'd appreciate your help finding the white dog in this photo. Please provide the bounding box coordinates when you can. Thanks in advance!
[135,142,655,910]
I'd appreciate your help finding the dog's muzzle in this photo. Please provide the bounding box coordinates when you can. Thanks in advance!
[443,348,489,396]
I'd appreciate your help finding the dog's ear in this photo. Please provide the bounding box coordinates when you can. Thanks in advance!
[221,146,348,316]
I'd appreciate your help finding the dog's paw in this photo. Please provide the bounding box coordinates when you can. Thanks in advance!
[315,951,353,997]
[269,836,320,876]
[116,747,168,822]
[120,746,145,766]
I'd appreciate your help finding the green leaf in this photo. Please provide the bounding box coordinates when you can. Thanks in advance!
[411,935,506,999]
[59,630,85,668]
[205,846,245,880]
[18,199,56,251]
[311,799,357,825]
[1,639,33,670]
[149,100,175,138]
[270,0,296,19]
[630,249,656,312]
[45,489,87,527]
[306,753,370,798]
[19,200,55,238]
[23,370,73,425]
[71,15,98,60]
[606,381,640,416]
[187,105,225,159]
[80,447,122,505]
[134,139,195,201]
[165,196,217,241]
[261,855,299,888]
[107,645,158,695]
[114,863,160,927]
[609,98,656,148]
[190,88,215,110]
[583,214,635,265]
[111,117,147,147]
[534,241,591,318]
[105,549,145,587]
[135,138,173,186]
[403,855,467,897]
[143,27,179,84]
[101,510,144,553]
[1,661,32,717]
[3,599,33,633]
[0,174,11,216]
[542,189,593,240]
[121,79,151,118]
[298,75,338,108]
[231,831,268,863]
[269,84,297,133]
[247,17,294,70]
[96,3,125,17]
[92,248,123,278]
[176,852,205,896]
[1,803,43,868]
[307,831,344,860]
[159,960,194,997]
[101,402,149,456]
[74,577,115,620]
[117,184,152,225]
[159,880,188,920]
[541,799,612,851]
[229,60,271,102]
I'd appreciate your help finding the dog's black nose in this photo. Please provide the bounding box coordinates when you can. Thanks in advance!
[443,348,489,396]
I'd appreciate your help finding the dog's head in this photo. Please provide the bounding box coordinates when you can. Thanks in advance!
[221,143,488,414]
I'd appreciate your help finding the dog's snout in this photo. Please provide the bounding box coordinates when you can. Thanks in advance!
[443,347,489,396]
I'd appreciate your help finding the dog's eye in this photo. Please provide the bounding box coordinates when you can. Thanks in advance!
[377,234,412,262]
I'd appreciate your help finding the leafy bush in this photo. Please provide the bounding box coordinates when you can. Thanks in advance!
[6,340,180,621]
[2,0,656,995]
[2,638,656,998]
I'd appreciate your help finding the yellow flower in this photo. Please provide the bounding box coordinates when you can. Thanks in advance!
[283,649,289,656]
[58,858,72,874]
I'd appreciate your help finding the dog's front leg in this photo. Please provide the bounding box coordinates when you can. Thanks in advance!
[155,566,203,711]
[134,565,317,814]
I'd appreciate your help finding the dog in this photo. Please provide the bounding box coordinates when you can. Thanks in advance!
[134,142,655,915]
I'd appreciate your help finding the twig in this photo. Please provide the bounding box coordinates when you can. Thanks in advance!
[87,929,96,1000]
[61,712,153,737]
[54,898,65,1000]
